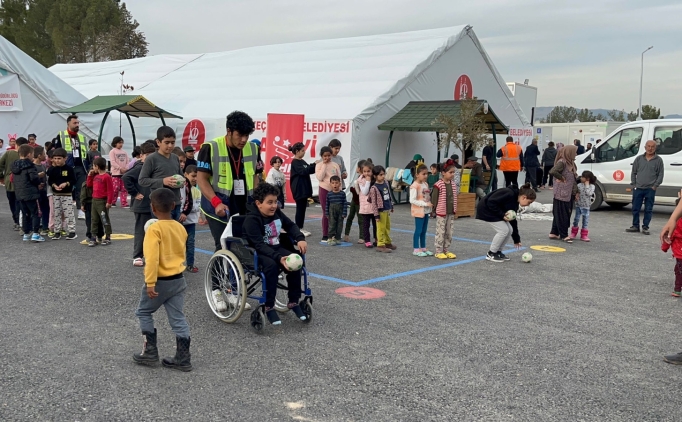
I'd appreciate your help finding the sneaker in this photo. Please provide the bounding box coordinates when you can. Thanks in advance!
[133,258,144,267]
[88,239,97,247]
[101,238,111,246]
[212,289,228,312]
[498,252,511,261]
[186,265,199,273]
[288,303,307,321]
[13,223,20,231]
[39,229,48,236]
[664,352,682,365]
[486,251,505,263]
[123,205,130,209]
[66,232,77,240]
[327,239,336,246]
[321,236,328,243]
[413,251,428,257]
[365,242,373,248]
[31,233,45,242]
[357,239,364,244]
[60,230,67,236]
[47,230,55,238]
[626,226,640,233]
[78,210,86,220]
[226,294,251,310]
[52,232,62,240]
[642,226,650,235]
[672,291,681,298]
[265,308,281,325]
[301,230,312,237]
[22,234,30,241]
[96,237,102,245]
[343,235,350,242]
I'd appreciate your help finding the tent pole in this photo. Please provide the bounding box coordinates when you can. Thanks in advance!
[97,110,111,151]
[385,130,394,168]
[159,112,166,127]
[125,113,137,147]
[436,132,441,164]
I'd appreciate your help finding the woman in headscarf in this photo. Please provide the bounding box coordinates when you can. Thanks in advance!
[548,145,578,243]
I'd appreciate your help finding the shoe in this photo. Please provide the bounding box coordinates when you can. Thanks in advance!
[47,230,55,238]
[498,252,511,261]
[321,236,328,243]
[365,242,373,248]
[413,251,428,257]
[96,237,102,245]
[52,232,62,240]
[343,235,349,242]
[626,226,640,233]
[385,244,397,250]
[376,246,392,253]
[672,291,681,298]
[66,232,77,240]
[486,251,505,263]
[580,229,590,242]
[22,234,30,241]
[664,352,682,365]
[445,252,457,259]
[162,336,192,372]
[301,230,311,237]
[373,241,377,247]
[13,223,20,231]
[186,265,199,273]
[265,308,282,325]
[133,329,159,366]
[212,289,228,312]
[133,258,144,267]
[328,237,337,246]
[101,238,111,246]
[225,294,251,310]
[642,226,650,235]
[549,186,553,190]
[357,239,364,244]
[570,226,579,239]
[289,303,307,321]
[88,239,97,247]
[60,230,67,236]
[31,233,45,242]
[123,206,130,209]
[39,229,48,236]
[435,252,448,259]
[424,250,434,256]
[77,210,85,220]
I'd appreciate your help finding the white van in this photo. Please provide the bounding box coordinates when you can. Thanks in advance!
[576,119,682,211]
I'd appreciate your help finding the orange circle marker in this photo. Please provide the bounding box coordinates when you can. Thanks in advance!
[336,287,386,300]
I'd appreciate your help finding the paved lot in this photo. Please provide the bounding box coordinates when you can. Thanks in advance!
[1,187,681,421]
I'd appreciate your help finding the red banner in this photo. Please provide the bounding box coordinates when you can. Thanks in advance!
[265,114,305,204]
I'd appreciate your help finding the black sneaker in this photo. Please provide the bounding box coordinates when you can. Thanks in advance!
[626,226,640,233]
[498,252,511,261]
[664,352,682,365]
[265,308,281,325]
[52,232,62,240]
[321,236,328,243]
[88,239,97,247]
[66,232,77,240]
[486,251,505,263]
[642,226,650,235]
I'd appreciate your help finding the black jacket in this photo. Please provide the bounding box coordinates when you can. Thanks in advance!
[11,158,41,201]
[541,147,557,167]
[476,186,521,243]
[525,144,541,167]
[242,205,305,262]
[122,160,152,214]
[289,159,315,200]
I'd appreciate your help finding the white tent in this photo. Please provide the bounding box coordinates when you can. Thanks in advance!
[50,25,530,170]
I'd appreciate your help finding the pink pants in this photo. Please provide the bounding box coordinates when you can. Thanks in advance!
[112,176,129,207]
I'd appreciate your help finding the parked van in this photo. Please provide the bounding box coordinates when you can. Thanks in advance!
[576,119,682,211]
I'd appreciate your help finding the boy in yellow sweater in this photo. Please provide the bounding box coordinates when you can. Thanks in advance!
[133,188,192,371]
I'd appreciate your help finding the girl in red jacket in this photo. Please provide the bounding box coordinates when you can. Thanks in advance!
[662,212,682,297]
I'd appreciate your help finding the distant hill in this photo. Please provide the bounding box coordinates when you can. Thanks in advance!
[533,107,681,122]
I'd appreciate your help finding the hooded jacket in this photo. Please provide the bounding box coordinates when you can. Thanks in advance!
[122,160,152,214]
[11,158,41,201]
[242,204,305,262]
[541,147,557,167]
[0,149,19,191]
[476,186,521,243]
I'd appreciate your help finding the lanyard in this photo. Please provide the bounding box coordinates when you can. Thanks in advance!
[226,137,243,176]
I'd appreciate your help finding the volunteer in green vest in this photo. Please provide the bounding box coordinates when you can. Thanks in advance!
[197,111,258,251]
[52,115,88,220]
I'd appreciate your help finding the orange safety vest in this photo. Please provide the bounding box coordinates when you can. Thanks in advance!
[499,143,521,171]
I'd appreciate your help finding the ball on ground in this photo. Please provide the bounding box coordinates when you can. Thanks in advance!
[144,218,159,232]
[505,210,517,220]
[521,252,532,263]
[285,253,303,271]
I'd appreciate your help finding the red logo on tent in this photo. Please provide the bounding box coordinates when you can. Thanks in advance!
[454,75,473,100]
[182,119,206,149]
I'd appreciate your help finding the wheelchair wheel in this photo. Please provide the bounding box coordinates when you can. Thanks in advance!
[204,250,246,323]
[250,308,264,332]
[251,273,290,313]
[300,297,313,323]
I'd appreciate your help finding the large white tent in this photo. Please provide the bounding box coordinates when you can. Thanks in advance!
[50,25,530,169]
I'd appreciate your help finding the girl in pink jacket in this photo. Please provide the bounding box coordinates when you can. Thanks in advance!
[109,136,130,208]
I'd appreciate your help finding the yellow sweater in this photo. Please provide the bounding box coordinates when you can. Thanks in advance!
[143,219,187,286]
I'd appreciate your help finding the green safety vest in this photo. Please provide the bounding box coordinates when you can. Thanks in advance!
[205,136,257,197]
[60,130,87,159]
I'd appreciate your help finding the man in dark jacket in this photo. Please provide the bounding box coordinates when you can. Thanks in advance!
[541,142,558,188]
[0,136,25,230]
[524,140,541,191]
[464,156,487,198]
[574,139,585,155]
[12,144,44,241]
[123,142,156,264]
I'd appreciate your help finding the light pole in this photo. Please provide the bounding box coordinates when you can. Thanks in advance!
[637,46,653,121]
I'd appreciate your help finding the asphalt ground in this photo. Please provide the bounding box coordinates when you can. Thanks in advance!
[1,186,681,421]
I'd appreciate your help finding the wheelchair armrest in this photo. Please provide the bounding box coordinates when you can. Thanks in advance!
[221,236,248,250]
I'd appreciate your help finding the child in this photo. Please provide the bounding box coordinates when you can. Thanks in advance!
[570,170,596,242]
[662,197,682,297]
[329,138,347,189]
[410,164,433,257]
[265,156,286,208]
[242,183,308,325]
[123,142,156,266]
[139,127,183,220]
[325,175,348,246]
[476,183,536,263]
[128,146,141,170]
[427,163,440,189]
[12,144,44,242]
[369,165,395,252]
[109,136,130,208]
[46,148,77,240]
[344,160,365,243]
[80,177,104,245]
[33,146,50,236]
[173,146,187,172]
[430,159,459,259]
[315,146,341,242]
[288,142,316,236]
[87,157,114,246]
[358,161,378,248]
[180,165,201,273]
[132,188,192,371]
[86,139,100,171]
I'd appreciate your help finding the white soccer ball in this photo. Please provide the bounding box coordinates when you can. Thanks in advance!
[144,218,159,232]
[285,253,303,271]
[505,210,517,220]
[521,252,533,263]
[173,174,185,188]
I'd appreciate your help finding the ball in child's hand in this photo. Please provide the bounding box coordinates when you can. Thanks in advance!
[144,218,159,233]
[172,174,185,188]
[521,252,533,263]
[285,253,303,271]
[505,210,517,220]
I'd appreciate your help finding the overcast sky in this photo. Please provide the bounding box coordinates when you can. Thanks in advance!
[126,0,680,114]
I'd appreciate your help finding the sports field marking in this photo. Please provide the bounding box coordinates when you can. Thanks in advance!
[530,245,566,253]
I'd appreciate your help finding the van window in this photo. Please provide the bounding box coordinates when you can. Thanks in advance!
[654,126,682,155]
[596,127,643,162]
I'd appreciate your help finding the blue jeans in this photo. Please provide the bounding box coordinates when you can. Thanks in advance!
[135,276,190,338]
[184,223,196,267]
[151,203,181,221]
[632,187,656,228]
[413,216,429,249]
[573,207,590,229]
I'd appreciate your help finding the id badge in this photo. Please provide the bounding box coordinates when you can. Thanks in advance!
[234,179,246,195]
[72,148,80,158]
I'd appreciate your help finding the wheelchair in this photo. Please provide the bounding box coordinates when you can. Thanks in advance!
[204,215,313,332]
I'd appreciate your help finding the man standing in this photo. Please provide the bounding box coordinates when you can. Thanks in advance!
[482,139,497,191]
[52,115,88,220]
[464,156,487,199]
[449,154,463,169]
[184,146,197,168]
[196,111,259,251]
[28,134,38,148]
[497,136,524,187]
[524,139,541,191]
[626,140,664,235]
[574,139,585,155]
[0,137,25,230]
[586,142,593,152]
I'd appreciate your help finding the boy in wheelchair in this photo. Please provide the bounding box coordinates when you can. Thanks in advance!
[243,183,308,325]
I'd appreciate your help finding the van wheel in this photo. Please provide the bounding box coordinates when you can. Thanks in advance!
[590,185,603,211]
[605,201,627,210]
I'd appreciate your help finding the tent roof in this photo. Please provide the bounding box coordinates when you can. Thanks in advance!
[378,100,508,134]
[51,95,182,119]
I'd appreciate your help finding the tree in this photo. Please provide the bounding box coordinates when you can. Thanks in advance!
[0,0,28,47]
[102,2,148,60]
[433,98,490,158]
[576,108,595,122]
[607,109,627,121]
[641,105,661,120]
[19,0,57,66]
[541,106,577,123]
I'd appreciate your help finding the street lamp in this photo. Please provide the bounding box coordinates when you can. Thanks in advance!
[636,46,653,121]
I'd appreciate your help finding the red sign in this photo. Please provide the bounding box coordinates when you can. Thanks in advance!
[182,119,206,149]
[613,170,625,181]
[454,74,473,100]
[265,114,305,204]
[335,287,386,300]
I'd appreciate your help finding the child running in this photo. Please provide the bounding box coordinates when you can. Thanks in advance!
[430,159,459,259]
[46,148,77,240]
[325,175,348,246]
[315,146,341,242]
[132,188,192,371]
[12,144,44,242]
[358,161,378,248]
[344,160,365,243]
[265,156,286,208]
[369,165,395,252]
[87,157,114,246]
[570,170,596,242]
[180,165,201,273]
[476,183,536,263]
[410,164,433,256]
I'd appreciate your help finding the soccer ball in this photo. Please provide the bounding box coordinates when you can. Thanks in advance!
[172,174,185,188]
[521,252,533,263]
[144,218,159,232]
[505,210,517,220]
[285,253,304,271]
